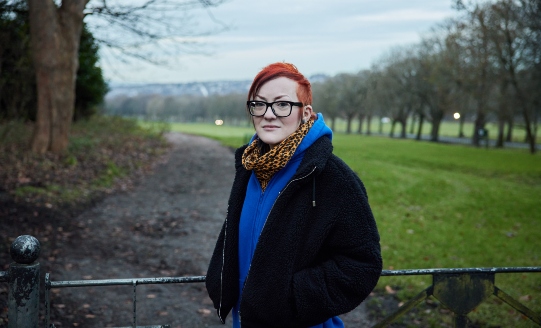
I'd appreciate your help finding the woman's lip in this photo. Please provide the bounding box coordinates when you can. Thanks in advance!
[262,125,279,129]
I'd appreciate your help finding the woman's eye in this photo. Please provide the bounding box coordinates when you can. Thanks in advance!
[275,102,289,108]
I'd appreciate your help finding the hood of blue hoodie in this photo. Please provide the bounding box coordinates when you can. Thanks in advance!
[294,113,333,157]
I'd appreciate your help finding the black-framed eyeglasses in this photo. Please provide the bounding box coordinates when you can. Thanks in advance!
[246,100,303,117]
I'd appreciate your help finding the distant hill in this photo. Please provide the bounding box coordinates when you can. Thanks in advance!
[106,74,330,99]
[106,80,252,99]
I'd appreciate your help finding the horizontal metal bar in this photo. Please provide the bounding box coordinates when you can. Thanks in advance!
[381,267,541,276]
[0,271,8,282]
[40,267,540,328]
[49,275,206,288]
[46,267,541,288]
[109,326,170,328]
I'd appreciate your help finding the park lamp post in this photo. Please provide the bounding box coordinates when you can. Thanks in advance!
[454,112,465,138]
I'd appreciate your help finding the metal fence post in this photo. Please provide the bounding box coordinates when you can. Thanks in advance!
[8,235,41,328]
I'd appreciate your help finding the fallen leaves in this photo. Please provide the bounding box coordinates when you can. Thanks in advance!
[385,285,397,294]
[1,117,170,209]
[519,295,532,302]
[197,308,211,316]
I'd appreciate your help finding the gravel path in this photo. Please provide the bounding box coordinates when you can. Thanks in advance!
[46,132,373,328]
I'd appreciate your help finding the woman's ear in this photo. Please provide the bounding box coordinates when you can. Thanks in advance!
[304,105,315,120]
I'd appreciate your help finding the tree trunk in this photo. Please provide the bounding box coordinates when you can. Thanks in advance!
[503,48,536,153]
[416,113,425,140]
[505,118,513,142]
[366,114,372,135]
[430,120,441,142]
[345,114,354,134]
[430,109,444,142]
[28,0,87,154]
[409,114,416,134]
[399,119,407,138]
[458,115,465,138]
[357,115,364,134]
[390,120,396,138]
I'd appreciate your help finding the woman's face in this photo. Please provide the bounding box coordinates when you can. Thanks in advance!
[252,77,312,148]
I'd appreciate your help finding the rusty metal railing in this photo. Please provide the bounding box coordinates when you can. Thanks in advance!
[2,235,541,327]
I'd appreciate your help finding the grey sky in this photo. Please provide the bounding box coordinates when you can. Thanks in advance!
[101,0,457,84]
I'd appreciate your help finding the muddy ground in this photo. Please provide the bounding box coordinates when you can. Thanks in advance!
[1,133,387,328]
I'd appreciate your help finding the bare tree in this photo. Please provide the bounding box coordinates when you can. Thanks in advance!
[334,73,365,134]
[355,70,370,134]
[487,0,538,153]
[312,80,340,131]
[417,31,459,142]
[365,66,392,135]
[455,0,539,153]
[375,46,420,139]
[364,71,381,135]
[27,0,225,154]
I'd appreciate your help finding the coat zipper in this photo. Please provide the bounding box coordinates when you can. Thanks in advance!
[238,166,317,321]
[217,213,228,323]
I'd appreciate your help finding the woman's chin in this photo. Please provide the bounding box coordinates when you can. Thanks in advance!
[257,134,284,147]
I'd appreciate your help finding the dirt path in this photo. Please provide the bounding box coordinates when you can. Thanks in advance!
[28,133,374,327]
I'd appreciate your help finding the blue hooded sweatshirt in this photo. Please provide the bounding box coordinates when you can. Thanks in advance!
[232,114,344,328]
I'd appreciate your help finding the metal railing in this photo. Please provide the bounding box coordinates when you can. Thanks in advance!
[44,274,204,328]
[2,235,541,327]
[377,267,541,327]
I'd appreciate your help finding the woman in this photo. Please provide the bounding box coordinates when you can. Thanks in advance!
[205,62,382,328]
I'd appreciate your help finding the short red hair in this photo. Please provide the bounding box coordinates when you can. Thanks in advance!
[247,62,312,106]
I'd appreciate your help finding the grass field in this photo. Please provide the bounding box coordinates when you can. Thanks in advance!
[166,121,541,327]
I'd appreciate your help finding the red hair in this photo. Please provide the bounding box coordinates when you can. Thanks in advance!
[247,62,312,106]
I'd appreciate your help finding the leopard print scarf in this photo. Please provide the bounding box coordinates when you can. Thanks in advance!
[242,119,314,191]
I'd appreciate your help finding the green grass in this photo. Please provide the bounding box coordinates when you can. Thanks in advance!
[169,121,541,327]
[166,121,255,146]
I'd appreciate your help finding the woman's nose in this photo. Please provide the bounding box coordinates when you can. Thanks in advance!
[263,104,276,119]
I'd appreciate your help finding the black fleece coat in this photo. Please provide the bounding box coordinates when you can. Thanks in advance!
[205,136,382,328]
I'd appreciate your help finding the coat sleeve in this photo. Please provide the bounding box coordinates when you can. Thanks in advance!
[291,172,382,324]
[205,218,225,308]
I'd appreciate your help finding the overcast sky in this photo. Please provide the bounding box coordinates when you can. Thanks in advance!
[99,0,457,84]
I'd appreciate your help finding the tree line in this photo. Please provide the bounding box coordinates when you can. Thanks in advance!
[315,0,539,153]
[106,0,539,153]
[106,92,250,125]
